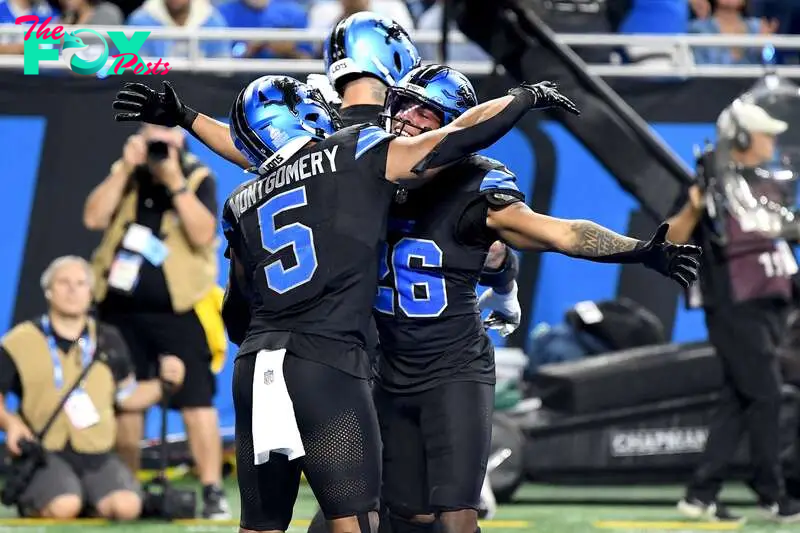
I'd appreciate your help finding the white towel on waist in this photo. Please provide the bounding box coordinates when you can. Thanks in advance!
[252,349,305,465]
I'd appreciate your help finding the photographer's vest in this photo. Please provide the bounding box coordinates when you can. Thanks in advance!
[0,319,115,454]
[91,157,218,313]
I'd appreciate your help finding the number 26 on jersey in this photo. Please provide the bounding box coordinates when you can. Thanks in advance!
[374,238,448,318]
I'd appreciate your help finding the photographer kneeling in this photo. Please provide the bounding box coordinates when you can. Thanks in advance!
[0,256,185,519]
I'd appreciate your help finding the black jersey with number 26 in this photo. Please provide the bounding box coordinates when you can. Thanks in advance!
[373,155,524,392]
[222,124,397,375]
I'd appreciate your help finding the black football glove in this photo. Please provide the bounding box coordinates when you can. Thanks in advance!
[510,81,580,116]
[112,81,197,129]
[639,223,702,289]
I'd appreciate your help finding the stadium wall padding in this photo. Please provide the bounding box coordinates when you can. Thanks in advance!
[0,74,753,440]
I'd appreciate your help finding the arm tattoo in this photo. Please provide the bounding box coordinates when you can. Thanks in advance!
[568,221,640,257]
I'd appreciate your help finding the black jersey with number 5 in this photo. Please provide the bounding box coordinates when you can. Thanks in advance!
[222,124,397,376]
[373,155,524,392]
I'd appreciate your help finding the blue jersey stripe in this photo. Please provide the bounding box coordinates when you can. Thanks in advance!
[355,126,393,160]
[479,168,520,193]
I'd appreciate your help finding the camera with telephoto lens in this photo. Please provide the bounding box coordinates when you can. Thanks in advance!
[147,140,170,163]
[140,476,197,520]
[1,439,46,507]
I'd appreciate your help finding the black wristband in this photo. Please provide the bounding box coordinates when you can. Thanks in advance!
[480,248,519,288]
[179,106,199,131]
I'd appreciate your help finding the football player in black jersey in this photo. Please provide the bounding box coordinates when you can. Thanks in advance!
[113,75,580,533]
[310,12,524,339]
[367,65,703,533]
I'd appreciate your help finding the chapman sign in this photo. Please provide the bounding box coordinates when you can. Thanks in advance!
[609,428,708,457]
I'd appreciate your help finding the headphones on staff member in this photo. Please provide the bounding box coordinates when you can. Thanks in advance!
[729,104,752,152]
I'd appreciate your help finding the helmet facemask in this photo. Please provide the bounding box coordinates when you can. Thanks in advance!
[382,88,445,138]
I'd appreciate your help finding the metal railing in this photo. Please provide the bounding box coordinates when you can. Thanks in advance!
[1,25,799,77]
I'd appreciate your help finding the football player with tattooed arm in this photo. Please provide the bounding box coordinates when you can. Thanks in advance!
[358,65,702,533]
[309,12,522,334]
[113,73,580,533]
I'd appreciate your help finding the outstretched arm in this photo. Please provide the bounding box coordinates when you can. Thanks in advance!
[384,83,579,182]
[189,114,251,169]
[486,202,702,288]
[486,202,639,256]
[113,81,250,169]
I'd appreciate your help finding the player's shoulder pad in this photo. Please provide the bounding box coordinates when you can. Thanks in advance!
[354,124,395,160]
[474,156,525,206]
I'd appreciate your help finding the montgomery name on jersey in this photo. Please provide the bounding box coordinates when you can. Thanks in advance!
[223,122,397,377]
[374,155,524,392]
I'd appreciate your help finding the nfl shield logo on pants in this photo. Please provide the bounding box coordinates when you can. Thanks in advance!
[264,370,274,385]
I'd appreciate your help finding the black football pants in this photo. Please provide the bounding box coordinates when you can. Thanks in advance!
[373,381,494,516]
[687,298,789,504]
[234,352,381,531]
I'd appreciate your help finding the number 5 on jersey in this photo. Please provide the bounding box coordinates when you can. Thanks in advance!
[257,186,318,294]
[375,238,448,318]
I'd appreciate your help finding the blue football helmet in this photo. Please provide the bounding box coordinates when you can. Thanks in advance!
[230,75,342,171]
[383,64,478,134]
[323,11,420,94]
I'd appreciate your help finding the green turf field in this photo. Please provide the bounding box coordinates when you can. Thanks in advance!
[0,482,795,533]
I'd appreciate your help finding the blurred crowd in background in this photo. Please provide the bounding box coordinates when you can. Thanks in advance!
[2,0,800,65]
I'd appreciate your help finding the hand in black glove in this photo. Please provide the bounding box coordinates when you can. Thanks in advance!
[639,223,702,289]
[511,81,580,116]
[112,81,197,129]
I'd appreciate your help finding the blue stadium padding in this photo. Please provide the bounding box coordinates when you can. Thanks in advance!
[0,117,46,333]
[531,122,637,330]
[0,116,47,419]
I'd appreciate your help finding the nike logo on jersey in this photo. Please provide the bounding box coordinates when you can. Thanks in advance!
[230,145,339,218]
